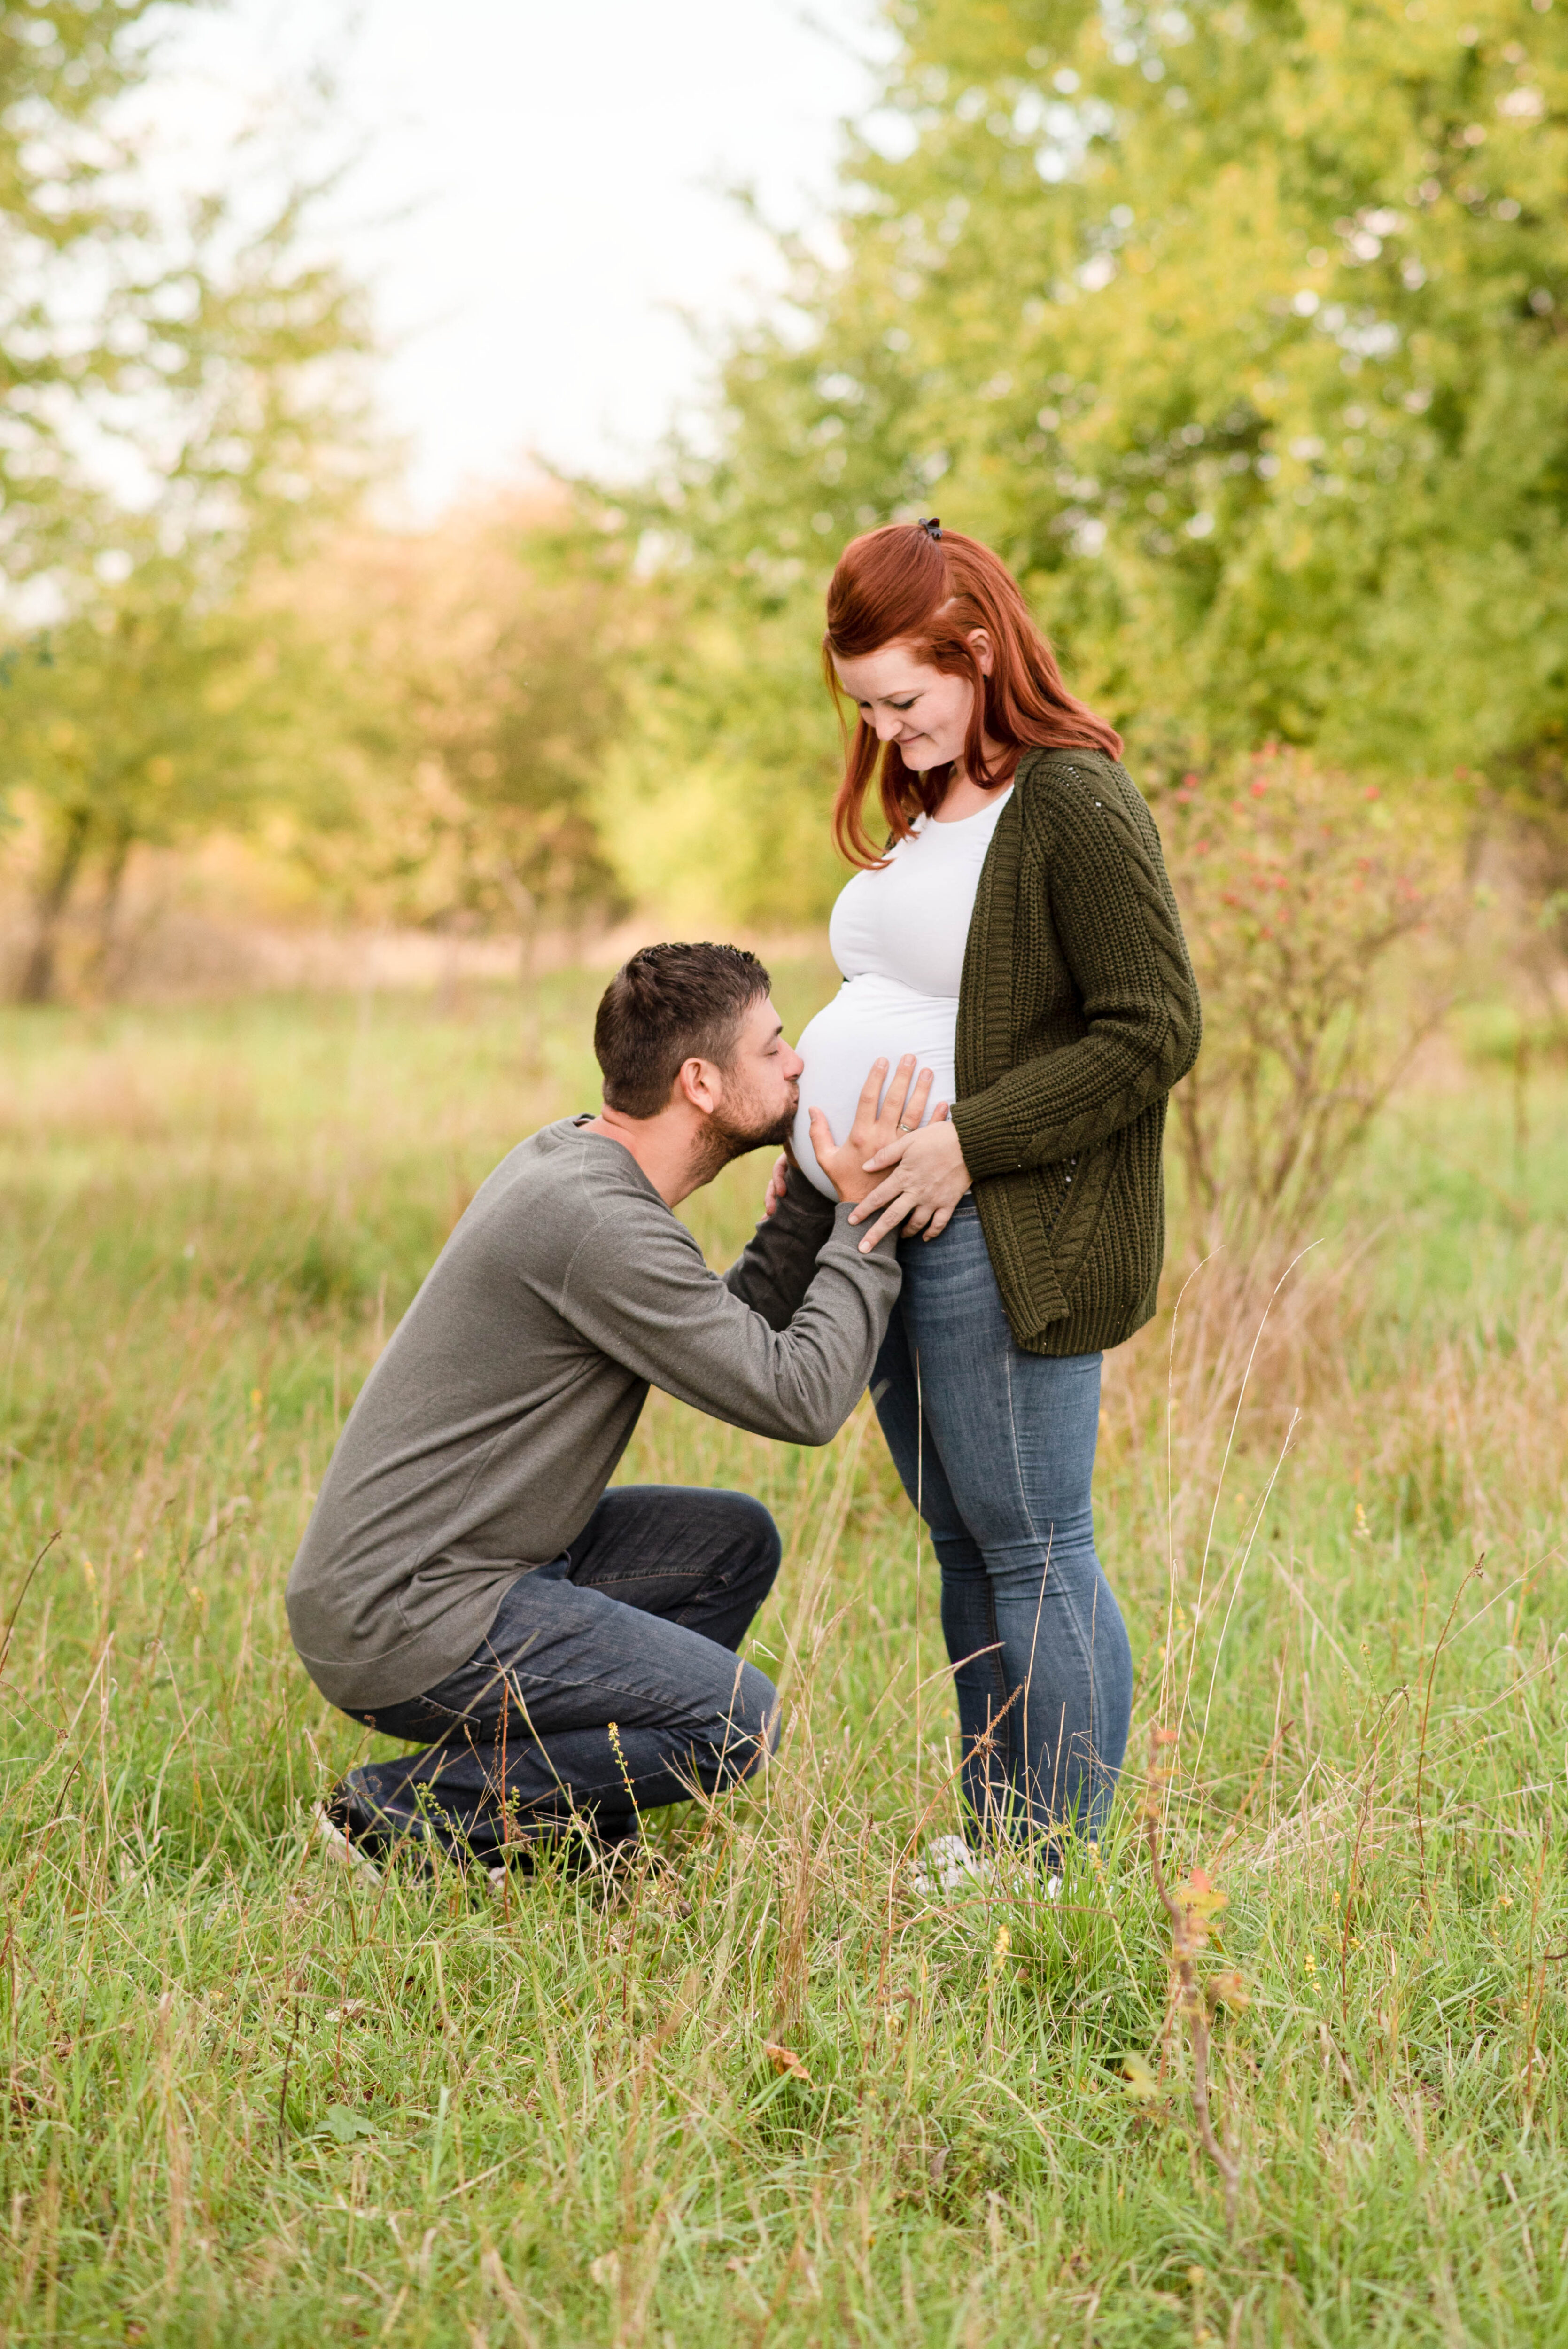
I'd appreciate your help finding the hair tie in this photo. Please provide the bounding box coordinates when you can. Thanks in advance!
[916,516,942,541]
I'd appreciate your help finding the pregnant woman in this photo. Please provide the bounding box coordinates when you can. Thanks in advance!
[790,519,1201,1885]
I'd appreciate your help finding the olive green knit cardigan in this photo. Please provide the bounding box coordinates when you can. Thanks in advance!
[948,745,1201,1358]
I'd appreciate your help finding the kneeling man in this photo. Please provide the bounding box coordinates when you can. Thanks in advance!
[288,942,922,1879]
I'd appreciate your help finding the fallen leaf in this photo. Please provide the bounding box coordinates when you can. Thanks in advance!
[321,2103,377,2144]
[764,2041,815,2086]
[1119,2053,1160,2101]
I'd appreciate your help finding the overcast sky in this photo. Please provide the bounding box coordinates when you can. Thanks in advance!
[154,0,883,515]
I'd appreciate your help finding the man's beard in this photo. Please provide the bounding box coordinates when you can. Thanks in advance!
[690,1091,797,1186]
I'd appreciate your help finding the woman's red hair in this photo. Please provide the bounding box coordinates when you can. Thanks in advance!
[823,522,1122,865]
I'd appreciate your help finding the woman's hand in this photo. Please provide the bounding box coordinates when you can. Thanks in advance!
[847,1111,971,1251]
[808,1054,937,1209]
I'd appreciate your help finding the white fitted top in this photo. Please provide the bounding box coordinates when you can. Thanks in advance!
[792,787,1013,1198]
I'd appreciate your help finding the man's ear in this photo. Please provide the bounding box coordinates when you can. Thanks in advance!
[675,1056,722,1116]
[968,627,995,678]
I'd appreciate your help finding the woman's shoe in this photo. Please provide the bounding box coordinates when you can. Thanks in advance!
[911,1833,995,1896]
[909,1832,1063,1901]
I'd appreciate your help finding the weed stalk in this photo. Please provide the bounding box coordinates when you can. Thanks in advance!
[1142,1727,1242,2233]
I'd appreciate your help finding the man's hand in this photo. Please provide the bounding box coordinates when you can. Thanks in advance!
[761,1150,791,1219]
[807,1055,938,1210]
[847,1113,971,1252]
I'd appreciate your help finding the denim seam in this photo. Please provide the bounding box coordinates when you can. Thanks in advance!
[578,1568,746,1587]
[1046,1572,1102,1823]
[1000,1336,1048,1818]
[490,1663,753,1738]
[980,1578,1010,1824]
[397,1663,752,1747]
[1002,1337,1106,1830]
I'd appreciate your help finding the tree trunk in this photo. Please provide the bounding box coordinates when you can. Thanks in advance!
[490,854,544,1073]
[86,822,135,998]
[18,807,91,1004]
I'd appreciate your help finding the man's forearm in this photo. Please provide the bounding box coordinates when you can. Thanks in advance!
[724,1165,836,1332]
[563,1186,900,1449]
[703,1204,899,1445]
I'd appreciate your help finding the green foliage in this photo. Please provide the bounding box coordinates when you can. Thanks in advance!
[291,498,632,950]
[2,568,352,998]
[0,0,198,571]
[626,0,1568,922]
[0,983,1565,2342]
[1,2,373,583]
[598,603,850,929]
[0,1,376,997]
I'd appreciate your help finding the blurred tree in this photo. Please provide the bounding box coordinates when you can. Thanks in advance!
[598,599,850,931]
[1,0,191,575]
[1159,747,1459,1243]
[2,566,348,999]
[290,495,630,977]
[0,1,376,999]
[634,0,1568,921]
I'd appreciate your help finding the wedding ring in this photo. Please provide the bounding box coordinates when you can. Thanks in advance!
[897,1122,914,1134]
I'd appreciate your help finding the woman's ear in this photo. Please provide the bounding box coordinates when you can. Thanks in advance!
[968,628,995,678]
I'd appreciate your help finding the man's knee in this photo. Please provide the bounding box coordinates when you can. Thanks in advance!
[712,1490,781,1597]
[714,1657,782,1787]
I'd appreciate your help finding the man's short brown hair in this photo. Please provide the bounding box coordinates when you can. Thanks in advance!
[593,943,772,1119]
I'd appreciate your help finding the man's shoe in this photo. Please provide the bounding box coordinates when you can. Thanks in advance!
[313,1772,452,1884]
[314,1777,634,1893]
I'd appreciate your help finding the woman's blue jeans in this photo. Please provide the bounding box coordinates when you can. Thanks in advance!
[871,1200,1133,1852]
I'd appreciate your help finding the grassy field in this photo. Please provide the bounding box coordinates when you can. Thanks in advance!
[2,965,1566,2348]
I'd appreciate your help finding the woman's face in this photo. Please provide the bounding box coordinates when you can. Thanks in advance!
[833,637,990,773]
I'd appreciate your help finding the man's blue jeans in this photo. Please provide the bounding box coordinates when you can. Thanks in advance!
[871,1200,1133,1852]
[340,1486,781,1861]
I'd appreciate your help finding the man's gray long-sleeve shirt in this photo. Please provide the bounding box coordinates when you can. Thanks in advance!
[286,1119,901,1712]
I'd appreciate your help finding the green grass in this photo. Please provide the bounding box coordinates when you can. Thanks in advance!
[2,970,1567,2347]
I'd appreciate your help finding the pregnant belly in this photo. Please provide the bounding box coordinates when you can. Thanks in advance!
[791,975,959,1200]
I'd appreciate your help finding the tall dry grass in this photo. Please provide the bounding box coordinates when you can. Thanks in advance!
[0,974,1565,2345]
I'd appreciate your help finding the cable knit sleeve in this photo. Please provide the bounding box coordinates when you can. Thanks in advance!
[950,758,1201,1180]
